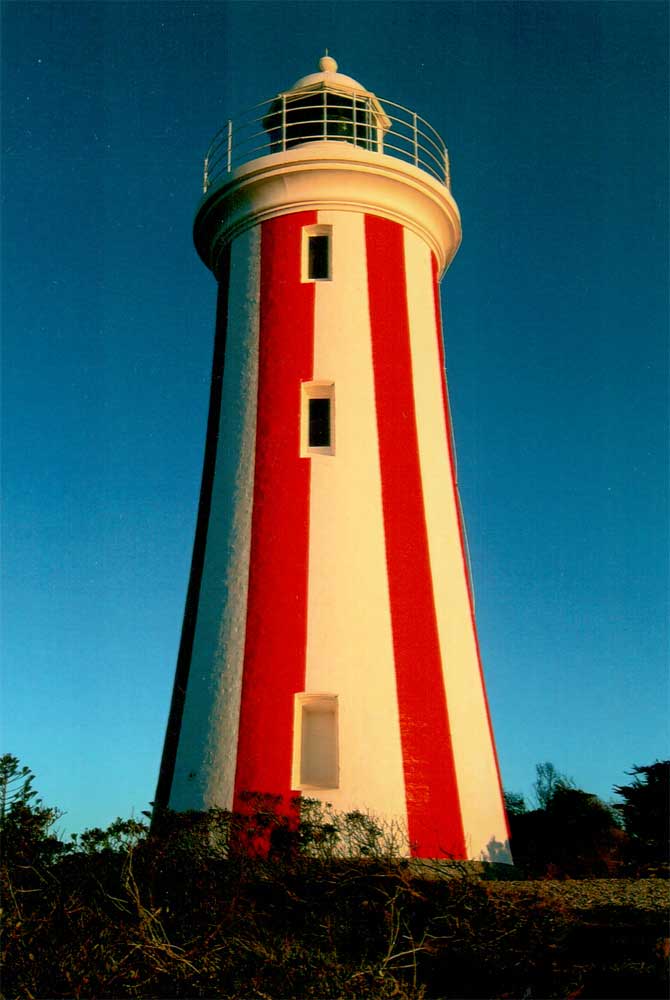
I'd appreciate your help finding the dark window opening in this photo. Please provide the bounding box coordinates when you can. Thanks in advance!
[308,397,331,448]
[308,235,330,280]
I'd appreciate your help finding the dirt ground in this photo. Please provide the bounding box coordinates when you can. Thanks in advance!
[488,877,669,912]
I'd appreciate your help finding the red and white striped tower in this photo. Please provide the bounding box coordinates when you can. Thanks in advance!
[156,56,511,863]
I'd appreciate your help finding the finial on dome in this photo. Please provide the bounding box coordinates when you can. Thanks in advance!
[319,53,338,73]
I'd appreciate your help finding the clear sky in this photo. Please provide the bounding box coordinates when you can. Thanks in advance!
[2,1,668,836]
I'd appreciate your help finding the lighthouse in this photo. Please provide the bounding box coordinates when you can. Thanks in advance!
[155,56,511,863]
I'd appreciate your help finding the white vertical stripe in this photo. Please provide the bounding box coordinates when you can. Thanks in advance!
[170,226,261,811]
[304,210,409,840]
[403,229,510,862]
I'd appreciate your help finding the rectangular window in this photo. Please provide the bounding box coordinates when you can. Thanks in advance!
[292,694,339,789]
[302,225,332,282]
[308,397,330,448]
[308,235,330,280]
[301,381,335,456]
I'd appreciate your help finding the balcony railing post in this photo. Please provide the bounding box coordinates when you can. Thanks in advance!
[281,95,286,152]
[412,112,419,166]
[226,120,233,173]
[203,156,209,194]
[444,148,451,189]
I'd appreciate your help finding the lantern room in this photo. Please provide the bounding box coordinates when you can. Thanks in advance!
[263,55,390,152]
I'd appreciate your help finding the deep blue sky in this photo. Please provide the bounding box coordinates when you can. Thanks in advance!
[2,1,668,835]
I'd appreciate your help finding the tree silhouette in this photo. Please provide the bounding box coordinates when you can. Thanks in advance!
[0,754,39,822]
[509,762,624,877]
[531,761,575,810]
[0,754,64,868]
[503,790,527,817]
[614,760,670,872]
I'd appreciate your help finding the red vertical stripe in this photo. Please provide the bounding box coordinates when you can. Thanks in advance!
[430,257,510,839]
[366,215,467,859]
[233,212,316,814]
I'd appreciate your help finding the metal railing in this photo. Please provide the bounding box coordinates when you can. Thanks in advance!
[202,88,451,193]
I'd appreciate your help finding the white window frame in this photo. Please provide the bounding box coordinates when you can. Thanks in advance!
[302,224,333,282]
[292,693,340,791]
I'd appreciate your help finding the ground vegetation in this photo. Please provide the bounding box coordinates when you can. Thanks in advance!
[1,757,668,999]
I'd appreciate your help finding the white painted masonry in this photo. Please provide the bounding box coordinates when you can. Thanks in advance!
[303,209,409,834]
[195,141,461,281]
[170,227,261,811]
